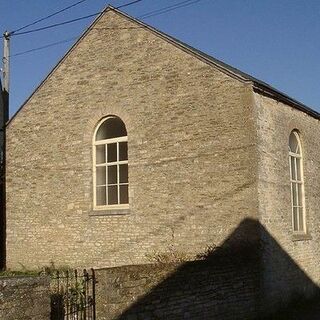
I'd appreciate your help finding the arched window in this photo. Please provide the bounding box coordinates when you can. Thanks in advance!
[289,131,305,232]
[93,116,128,209]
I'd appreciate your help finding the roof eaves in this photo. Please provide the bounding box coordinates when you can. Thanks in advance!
[110,7,320,120]
[8,5,320,125]
[253,82,320,120]
[109,6,252,84]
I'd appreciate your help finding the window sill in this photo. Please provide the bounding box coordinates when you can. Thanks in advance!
[89,208,130,216]
[291,233,312,241]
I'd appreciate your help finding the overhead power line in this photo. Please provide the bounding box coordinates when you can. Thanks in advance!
[116,0,143,9]
[138,0,201,19]
[9,0,203,58]
[10,36,80,57]
[11,0,144,37]
[11,0,89,34]
[12,13,101,36]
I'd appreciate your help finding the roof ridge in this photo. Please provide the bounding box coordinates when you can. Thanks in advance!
[109,6,320,119]
[8,5,320,125]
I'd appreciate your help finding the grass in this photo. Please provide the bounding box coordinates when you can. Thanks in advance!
[0,261,72,277]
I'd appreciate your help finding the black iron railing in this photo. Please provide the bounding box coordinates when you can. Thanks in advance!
[51,268,96,320]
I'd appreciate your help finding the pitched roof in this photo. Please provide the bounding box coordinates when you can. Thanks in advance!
[8,6,320,124]
[111,7,319,119]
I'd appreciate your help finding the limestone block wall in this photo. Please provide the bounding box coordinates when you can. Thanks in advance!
[95,261,260,320]
[6,9,258,269]
[254,92,320,308]
[0,276,50,320]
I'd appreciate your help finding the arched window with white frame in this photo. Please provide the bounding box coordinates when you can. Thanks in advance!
[93,116,128,209]
[289,131,305,233]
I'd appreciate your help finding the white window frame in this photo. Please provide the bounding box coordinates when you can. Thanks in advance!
[289,131,306,233]
[93,118,129,211]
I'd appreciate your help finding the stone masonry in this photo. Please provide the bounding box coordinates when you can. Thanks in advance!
[5,6,320,313]
[254,92,320,309]
[0,276,50,320]
[6,9,258,269]
[95,260,260,320]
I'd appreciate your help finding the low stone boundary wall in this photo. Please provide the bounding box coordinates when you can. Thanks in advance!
[95,259,260,320]
[0,275,50,320]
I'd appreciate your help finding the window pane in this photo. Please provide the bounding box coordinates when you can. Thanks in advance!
[96,117,127,140]
[96,166,106,185]
[107,143,117,163]
[289,132,299,153]
[298,208,304,231]
[96,145,106,164]
[96,186,106,206]
[290,157,296,180]
[291,183,297,206]
[293,207,298,231]
[296,158,301,181]
[108,186,118,205]
[107,165,117,185]
[119,142,128,161]
[297,184,303,206]
[119,164,128,183]
[120,185,128,204]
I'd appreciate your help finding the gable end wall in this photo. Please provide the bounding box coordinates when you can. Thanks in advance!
[6,11,258,269]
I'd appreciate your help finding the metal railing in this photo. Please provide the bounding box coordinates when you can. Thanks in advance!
[51,268,96,320]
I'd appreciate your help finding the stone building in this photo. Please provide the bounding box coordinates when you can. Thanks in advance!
[4,6,320,311]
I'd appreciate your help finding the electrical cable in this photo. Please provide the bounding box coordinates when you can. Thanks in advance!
[11,0,89,34]
[10,36,80,57]
[9,0,202,58]
[12,13,101,36]
[138,0,201,19]
[11,0,143,36]
[116,0,143,9]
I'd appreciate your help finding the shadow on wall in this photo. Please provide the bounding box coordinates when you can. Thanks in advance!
[95,218,320,320]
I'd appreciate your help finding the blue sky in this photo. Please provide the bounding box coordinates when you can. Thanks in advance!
[1,0,320,116]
